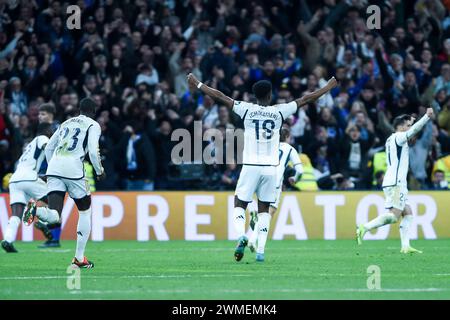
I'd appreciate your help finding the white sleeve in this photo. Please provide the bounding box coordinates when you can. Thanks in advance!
[289,147,304,179]
[87,123,103,175]
[278,101,297,119]
[396,114,430,146]
[45,129,60,163]
[36,136,49,149]
[232,100,251,118]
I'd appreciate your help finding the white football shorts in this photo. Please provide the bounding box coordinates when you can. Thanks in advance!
[235,165,277,203]
[383,185,408,211]
[9,178,48,205]
[47,176,90,200]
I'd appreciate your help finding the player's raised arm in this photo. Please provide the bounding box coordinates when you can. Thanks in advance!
[287,147,304,186]
[87,123,104,178]
[397,108,434,145]
[187,73,234,109]
[294,77,337,108]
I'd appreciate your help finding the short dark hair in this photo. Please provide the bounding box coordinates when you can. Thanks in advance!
[38,103,56,115]
[79,97,96,114]
[280,127,290,142]
[36,122,53,137]
[393,114,412,129]
[252,80,272,101]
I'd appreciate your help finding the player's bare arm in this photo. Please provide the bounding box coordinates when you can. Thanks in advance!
[405,108,434,141]
[187,73,234,109]
[294,77,337,108]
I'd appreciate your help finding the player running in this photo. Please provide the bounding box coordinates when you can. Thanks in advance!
[356,108,434,253]
[248,127,303,261]
[1,123,54,253]
[23,97,104,268]
[34,103,62,248]
[187,73,337,262]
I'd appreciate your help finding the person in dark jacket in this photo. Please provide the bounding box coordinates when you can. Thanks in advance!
[117,122,156,191]
[339,124,374,188]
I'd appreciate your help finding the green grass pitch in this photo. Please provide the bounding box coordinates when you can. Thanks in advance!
[1,239,449,300]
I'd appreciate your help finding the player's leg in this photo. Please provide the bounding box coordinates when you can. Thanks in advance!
[72,195,94,268]
[34,195,62,248]
[233,196,249,237]
[233,165,259,261]
[2,182,29,252]
[357,186,402,245]
[399,205,422,254]
[34,196,52,240]
[27,191,63,225]
[39,222,62,247]
[254,200,272,262]
[70,177,94,268]
[248,214,258,253]
[24,177,65,225]
[35,196,63,248]
[1,201,24,253]
[254,167,277,262]
[233,196,250,261]
[249,187,279,253]
[30,178,62,247]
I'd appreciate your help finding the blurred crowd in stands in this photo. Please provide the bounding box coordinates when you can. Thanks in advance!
[1,0,450,192]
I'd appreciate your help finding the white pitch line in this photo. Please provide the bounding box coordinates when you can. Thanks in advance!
[0,274,252,281]
[4,288,447,297]
[215,288,448,294]
[18,289,192,295]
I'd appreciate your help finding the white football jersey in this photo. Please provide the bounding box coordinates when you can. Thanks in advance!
[233,100,297,165]
[10,135,49,183]
[45,115,103,179]
[382,132,409,187]
[276,142,302,188]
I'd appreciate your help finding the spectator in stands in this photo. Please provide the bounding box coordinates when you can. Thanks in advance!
[117,123,156,191]
[8,77,27,115]
[340,124,373,188]
[0,0,448,191]
[221,162,240,191]
[431,169,449,190]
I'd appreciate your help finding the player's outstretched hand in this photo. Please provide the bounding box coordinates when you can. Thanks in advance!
[187,73,200,91]
[327,76,338,89]
[426,107,434,118]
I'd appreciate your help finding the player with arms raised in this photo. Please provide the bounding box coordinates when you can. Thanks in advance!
[1,123,53,253]
[356,108,434,253]
[23,97,104,268]
[187,73,337,262]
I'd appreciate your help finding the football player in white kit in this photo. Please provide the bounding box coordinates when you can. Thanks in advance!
[187,73,337,262]
[356,108,434,253]
[23,98,105,268]
[1,123,54,253]
[248,127,303,260]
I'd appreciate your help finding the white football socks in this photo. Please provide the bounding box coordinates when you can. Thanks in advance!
[36,207,59,224]
[233,207,246,237]
[4,216,20,243]
[364,212,398,230]
[75,207,92,261]
[256,212,271,254]
[400,214,413,249]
